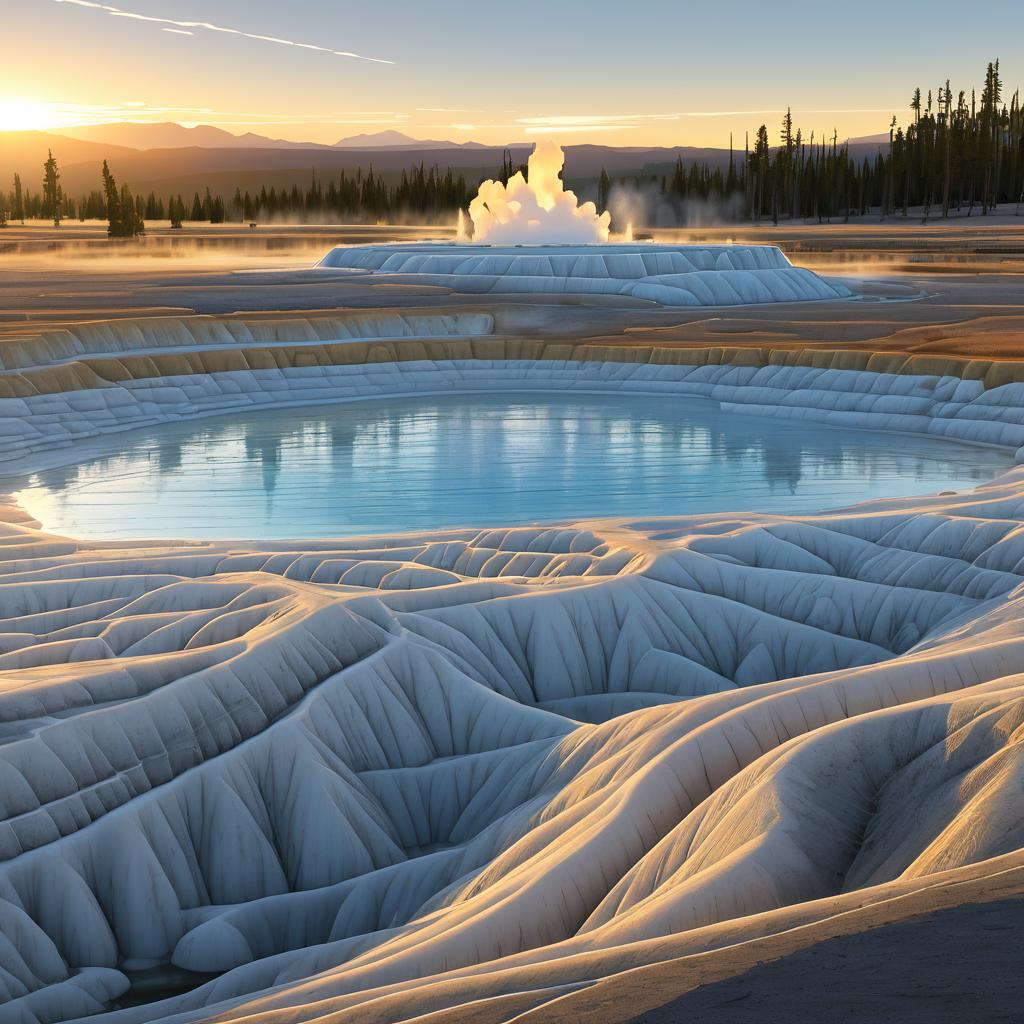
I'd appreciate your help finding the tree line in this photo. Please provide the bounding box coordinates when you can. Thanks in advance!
[615,61,1022,224]
[2,62,1020,231]
[1,159,476,230]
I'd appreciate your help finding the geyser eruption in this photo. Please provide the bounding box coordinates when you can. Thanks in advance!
[331,141,853,306]
[466,139,611,244]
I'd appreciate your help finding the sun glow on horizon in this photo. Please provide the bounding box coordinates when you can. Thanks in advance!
[0,97,142,133]
[0,97,65,132]
[0,96,425,137]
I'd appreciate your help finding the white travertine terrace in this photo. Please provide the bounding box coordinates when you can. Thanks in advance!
[319,242,853,306]
[6,314,1024,1022]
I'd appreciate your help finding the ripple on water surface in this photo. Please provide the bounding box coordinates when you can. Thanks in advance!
[4,393,1015,540]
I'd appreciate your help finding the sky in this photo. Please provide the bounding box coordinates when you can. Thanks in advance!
[1,0,1019,148]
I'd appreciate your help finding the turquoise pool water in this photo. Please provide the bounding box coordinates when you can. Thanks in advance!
[5,393,1013,540]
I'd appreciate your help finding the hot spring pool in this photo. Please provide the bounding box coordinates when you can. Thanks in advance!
[4,393,1014,540]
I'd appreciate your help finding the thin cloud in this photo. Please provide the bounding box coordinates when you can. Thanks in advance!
[516,110,898,129]
[445,114,681,133]
[52,0,394,64]
[518,114,679,126]
[450,123,521,132]
[471,108,903,136]
[190,118,411,127]
[161,28,192,36]
[674,108,897,117]
[514,113,680,135]
[526,125,635,135]
[137,107,404,120]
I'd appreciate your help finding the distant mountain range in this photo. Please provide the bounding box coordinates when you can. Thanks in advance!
[0,123,890,201]
[55,122,336,151]
[50,123,520,153]
[332,130,502,150]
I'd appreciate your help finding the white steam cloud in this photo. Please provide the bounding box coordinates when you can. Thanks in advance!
[467,140,611,244]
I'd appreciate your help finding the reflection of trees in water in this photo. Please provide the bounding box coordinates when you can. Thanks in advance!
[243,429,284,502]
[709,426,759,468]
[329,421,357,465]
[34,462,81,492]
[627,409,1002,496]
[157,442,184,475]
[761,442,803,493]
[12,394,1016,540]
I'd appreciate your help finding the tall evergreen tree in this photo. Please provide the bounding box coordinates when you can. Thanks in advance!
[101,160,120,236]
[123,184,145,236]
[749,125,770,223]
[100,161,144,237]
[42,151,62,226]
[12,174,24,224]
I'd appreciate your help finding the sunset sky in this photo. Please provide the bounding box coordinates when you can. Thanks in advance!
[1,0,1018,148]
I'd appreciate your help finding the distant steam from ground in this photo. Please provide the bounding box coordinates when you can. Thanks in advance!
[466,140,611,243]
[609,181,745,231]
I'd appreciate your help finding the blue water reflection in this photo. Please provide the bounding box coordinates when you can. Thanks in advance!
[6,394,1013,540]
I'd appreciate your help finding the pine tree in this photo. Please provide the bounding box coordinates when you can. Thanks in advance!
[780,107,795,222]
[42,151,62,226]
[101,161,144,237]
[101,160,121,236]
[911,88,922,124]
[122,184,145,236]
[749,125,770,223]
[12,174,24,224]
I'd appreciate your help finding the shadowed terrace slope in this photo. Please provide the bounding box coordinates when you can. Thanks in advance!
[5,313,1024,1022]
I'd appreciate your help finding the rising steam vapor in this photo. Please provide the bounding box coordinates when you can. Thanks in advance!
[467,140,611,244]
[609,181,745,230]
[51,0,395,64]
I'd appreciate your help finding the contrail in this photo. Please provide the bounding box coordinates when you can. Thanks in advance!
[52,0,394,64]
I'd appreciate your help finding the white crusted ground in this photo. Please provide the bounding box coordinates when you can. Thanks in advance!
[5,356,1024,1023]
[319,243,852,307]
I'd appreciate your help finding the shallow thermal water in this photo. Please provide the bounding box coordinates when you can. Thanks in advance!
[5,393,1014,540]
